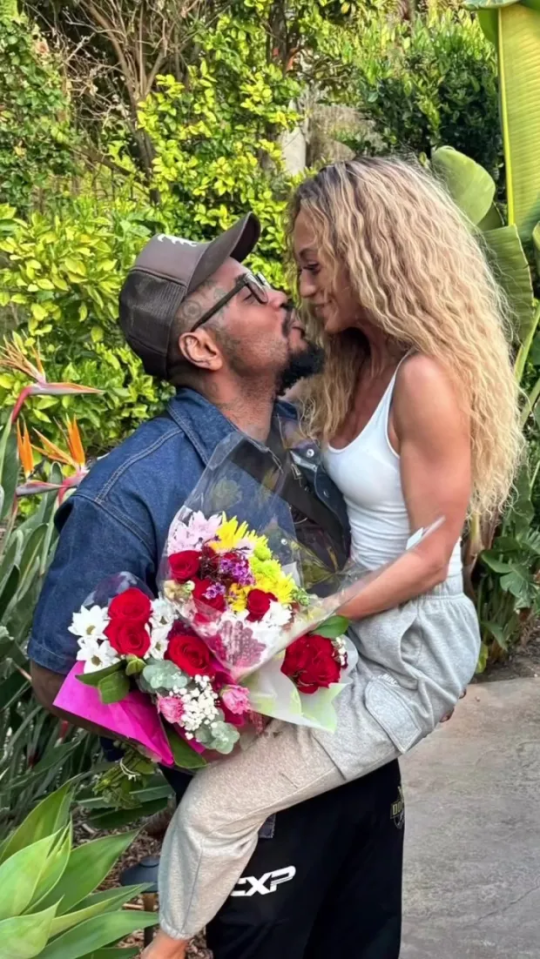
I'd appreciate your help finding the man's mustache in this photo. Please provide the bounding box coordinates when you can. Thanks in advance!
[283,301,300,336]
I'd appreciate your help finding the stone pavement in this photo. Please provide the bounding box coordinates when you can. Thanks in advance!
[401,679,540,959]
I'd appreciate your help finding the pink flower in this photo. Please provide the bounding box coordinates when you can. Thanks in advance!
[220,685,251,716]
[157,695,185,725]
[167,511,222,553]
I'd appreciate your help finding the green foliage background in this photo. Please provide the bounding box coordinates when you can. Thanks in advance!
[0,1,500,450]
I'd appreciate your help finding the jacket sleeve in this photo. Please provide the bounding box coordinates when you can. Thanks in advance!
[28,494,155,675]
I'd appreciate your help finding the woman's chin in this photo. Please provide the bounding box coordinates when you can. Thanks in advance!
[323,316,346,336]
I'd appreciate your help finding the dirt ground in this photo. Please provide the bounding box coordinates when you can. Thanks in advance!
[476,620,540,682]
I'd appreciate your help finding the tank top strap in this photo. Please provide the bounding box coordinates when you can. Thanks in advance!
[375,352,412,429]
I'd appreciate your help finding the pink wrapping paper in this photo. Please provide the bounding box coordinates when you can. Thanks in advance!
[54,663,175,766]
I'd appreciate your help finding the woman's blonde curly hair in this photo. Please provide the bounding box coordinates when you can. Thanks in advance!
[287,157,523,517]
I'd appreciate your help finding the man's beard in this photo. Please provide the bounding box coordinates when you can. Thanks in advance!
[276,340,325,396]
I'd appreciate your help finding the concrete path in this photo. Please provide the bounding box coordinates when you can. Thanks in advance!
[401,679,540,958]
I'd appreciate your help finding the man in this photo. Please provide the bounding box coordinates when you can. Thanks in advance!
[29,214,404,959]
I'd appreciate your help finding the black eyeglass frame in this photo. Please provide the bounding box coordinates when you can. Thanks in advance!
[190,272,270,331]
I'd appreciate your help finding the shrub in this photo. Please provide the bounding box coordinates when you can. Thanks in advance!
[0,200,172,452]
[0,13,79,213]
[342,10,501,177]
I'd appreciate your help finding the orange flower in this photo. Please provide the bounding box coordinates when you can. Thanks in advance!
[0,338,102,421]
[33,418,86,471]
[66,418,86,469]
[16,419,34,479]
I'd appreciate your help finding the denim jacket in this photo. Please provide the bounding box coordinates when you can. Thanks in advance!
[29,388,350,675]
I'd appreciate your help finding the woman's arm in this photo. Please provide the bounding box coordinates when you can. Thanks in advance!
[339,355,471,620]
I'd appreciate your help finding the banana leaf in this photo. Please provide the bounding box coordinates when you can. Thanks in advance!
[431,146,496,225]
[481,224,535,340]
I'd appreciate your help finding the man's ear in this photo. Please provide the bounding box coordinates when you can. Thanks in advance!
[178,329,223,371]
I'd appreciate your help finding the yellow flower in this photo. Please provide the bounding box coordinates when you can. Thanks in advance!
[211,515,268,554]
[250,556,296,605]
[228,584,249,612]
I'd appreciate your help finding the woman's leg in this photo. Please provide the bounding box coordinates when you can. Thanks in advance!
[148,710,399,956]
[156,723,344,946]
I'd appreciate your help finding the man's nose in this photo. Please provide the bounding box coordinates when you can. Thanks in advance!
[269,288,289,310]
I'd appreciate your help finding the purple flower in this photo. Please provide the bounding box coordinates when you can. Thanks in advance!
[204,583,226,600]
[219,555,254,586]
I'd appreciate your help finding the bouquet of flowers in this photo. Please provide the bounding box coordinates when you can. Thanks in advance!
[54,430,421,804]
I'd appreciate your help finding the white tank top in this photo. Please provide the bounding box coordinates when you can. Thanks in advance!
[323,360,462,573]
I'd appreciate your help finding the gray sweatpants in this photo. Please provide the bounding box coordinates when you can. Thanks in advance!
[159,574,480,939]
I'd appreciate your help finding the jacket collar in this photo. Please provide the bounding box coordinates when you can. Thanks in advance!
[167,388,303,465]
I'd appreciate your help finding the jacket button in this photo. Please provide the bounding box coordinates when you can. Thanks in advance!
[306,448,315,458]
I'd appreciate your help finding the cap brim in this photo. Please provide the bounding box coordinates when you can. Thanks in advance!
[188,213,260,294]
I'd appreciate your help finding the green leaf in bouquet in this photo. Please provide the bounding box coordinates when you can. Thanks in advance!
[38,831,139,915]
[205,721,240,755]
[125,656,146,677]
[76,662,123,688]
[313,615,349,639]
[166,727,207,769]
[38,910,159,959]
[97,670,130,704]
[0,781,73,864]
[0,830,60,920]
[0,903,58,959]
[141,660,188,692]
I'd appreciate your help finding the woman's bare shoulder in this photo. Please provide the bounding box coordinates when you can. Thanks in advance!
[397,354,459,403]
[394,354,466,437]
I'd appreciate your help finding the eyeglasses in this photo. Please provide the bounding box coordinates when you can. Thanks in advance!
[190,272,271,331]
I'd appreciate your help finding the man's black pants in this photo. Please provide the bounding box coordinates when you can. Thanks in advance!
[165,759,404,959]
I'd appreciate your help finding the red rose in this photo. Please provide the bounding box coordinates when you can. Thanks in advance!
[165,624,216,677]
[105,619,151,658]
[192,577,226,612]
[281,634,341,694]
[169,550,201,583]
[108,587,151,624]
[246,589,277,622]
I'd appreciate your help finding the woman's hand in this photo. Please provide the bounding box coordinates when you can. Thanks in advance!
[140,930,188,959]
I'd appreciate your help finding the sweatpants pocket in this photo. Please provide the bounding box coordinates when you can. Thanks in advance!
[364,676,422,754]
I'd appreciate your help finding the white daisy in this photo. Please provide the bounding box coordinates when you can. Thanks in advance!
[77,636,119,673]
[149,625,170,660]
[150,598,177,628]
[68,604,110,641]
[263,602,293,628]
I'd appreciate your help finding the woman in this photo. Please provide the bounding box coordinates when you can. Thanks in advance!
[142,157,522,958]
